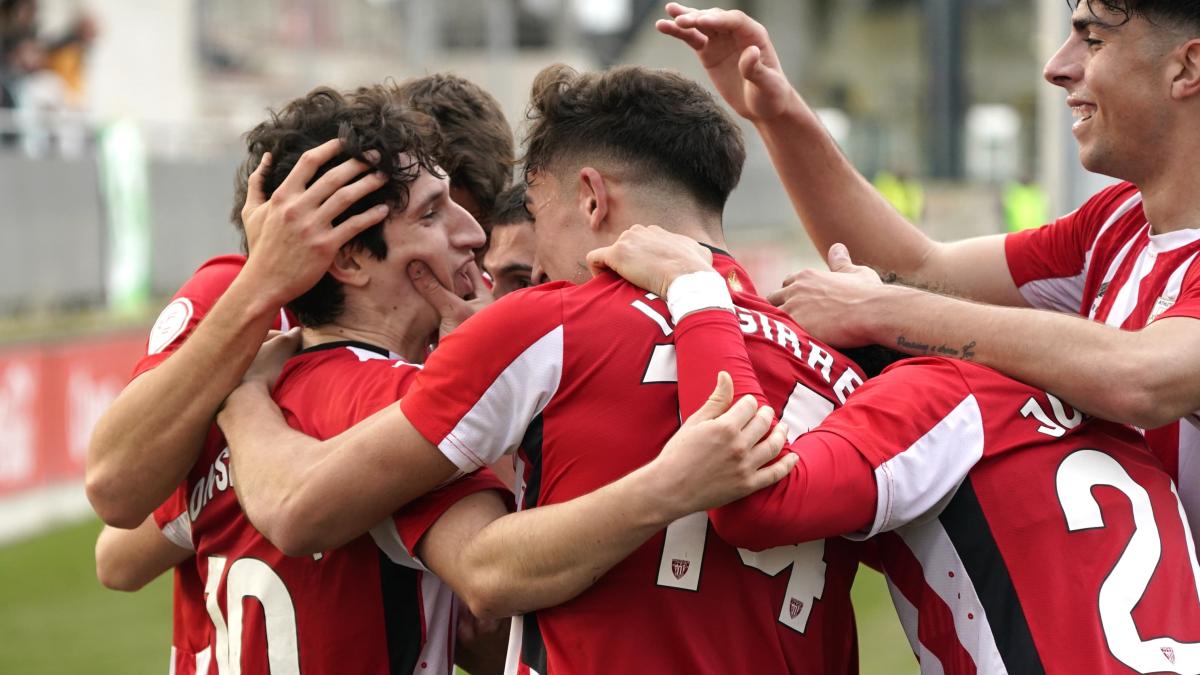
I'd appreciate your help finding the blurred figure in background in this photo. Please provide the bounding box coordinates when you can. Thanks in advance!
[1002,173,1049,232]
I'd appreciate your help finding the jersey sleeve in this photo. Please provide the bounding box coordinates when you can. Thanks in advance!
[152,484,194,551]
[815,358,986,539]
[1156,262,1200,322]
[369,468,511,565]
[131,256,292,379]
[673,308,767,414]
[1004,182,1138,313]
[670,309,874,549]
[399,287,568,473]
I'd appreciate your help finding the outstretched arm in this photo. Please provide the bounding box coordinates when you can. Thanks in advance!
[418,374,791,620]
[87,141,391,527]
[769,251,1200,429]
[657,4,1024,306]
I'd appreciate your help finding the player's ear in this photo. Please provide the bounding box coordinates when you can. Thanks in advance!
[1170,38,1200,100]
[327,245,369,288]
[577,167,609,233]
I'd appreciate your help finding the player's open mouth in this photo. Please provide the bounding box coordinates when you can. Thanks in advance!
[455,263,475,299]
[1069,99,1095,130]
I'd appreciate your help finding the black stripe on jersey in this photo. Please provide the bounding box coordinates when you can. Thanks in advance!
[521,415,544,511]
[519,415,549,672]
[378,552,423,675]
[940,479,1046,675]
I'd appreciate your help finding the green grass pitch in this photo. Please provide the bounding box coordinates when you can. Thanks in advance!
[0,518,917,673]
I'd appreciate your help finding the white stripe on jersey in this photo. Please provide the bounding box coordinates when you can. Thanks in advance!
[417,570,456,675]
[897,523,1008,675]
[1099,228,1155,326]
[1017,193,1143,313]
[161,512,194,551]
[438,326,564,472]
[856,396,985,539]
[368,520,425,570]
[195,647,211,675]
[886,579,925,661]
[278,308,291,331]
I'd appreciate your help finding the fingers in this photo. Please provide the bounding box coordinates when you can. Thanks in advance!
[826,243,853,272]
[408,260,466,318]
[464,261,493,303]
[765,287,789,307]
[243,152,271,214]
[276,138,344,196]
[585,245,613,278]
[664,3,698,19]
[306,150,383,208]
[749,444,798,492]
[688,371,734,423]
[314,171,389,225]
[738,45,765,81]
[737,403,776,449]
[325,204,390,249]
[655,18,708,51]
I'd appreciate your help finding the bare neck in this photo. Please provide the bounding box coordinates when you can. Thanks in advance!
[301,301,433,364]
[1139,168,1200,235]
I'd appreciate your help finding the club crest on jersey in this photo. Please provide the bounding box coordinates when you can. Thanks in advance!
[671,558,690,580]
[726,270,744,293]
[1149,292,1177,323]
[1163,647,1176,664]
[789,598,804,619]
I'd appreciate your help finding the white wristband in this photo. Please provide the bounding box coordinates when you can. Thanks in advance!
[666,271,734,323]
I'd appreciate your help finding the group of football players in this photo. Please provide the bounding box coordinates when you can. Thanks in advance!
[85,2,1200,674]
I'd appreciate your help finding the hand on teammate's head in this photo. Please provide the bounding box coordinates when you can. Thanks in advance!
[240,140,391,308]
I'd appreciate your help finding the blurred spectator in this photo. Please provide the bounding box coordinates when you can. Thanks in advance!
[873,169,925,223]
[1002,175,1049,233]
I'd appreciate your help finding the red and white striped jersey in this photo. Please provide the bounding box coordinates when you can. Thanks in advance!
[815,357,1200,674]
[186,341,506,675]
[400,253,866,675]
[132,255,294,675]
[1006,182,1200,540]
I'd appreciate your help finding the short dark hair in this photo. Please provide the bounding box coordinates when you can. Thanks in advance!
[1075,0,1200,31]
[393,74,514,223]
[237,85,442,326]
[523,64,745,214]
[490,183,531,228]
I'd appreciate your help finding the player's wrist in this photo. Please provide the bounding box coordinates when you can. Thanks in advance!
[666,271,734,324]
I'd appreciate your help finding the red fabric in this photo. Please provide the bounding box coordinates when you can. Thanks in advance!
[1005,181,1200,544]
[401,258,862,675]
[189,344,506,675]
[823,358,1200,673]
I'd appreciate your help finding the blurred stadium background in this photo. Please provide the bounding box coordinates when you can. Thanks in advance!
[0,0,1120,672]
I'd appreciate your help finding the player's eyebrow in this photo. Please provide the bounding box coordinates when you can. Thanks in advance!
[1073,16,1122,33]
[410,183,444,215]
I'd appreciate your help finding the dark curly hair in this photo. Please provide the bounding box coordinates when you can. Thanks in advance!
[489,183,531,227]
[1073,0,1200,31]
[523,64,745,216]
[392,74,514,224]
[235,85,442,326]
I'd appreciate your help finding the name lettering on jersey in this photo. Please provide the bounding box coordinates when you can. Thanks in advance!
[629,295,862,403]
[1020,393,1084,438]
[189,447,233,521]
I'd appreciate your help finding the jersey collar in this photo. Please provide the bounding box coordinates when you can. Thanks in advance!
[298,340,392,357]
[701,244,759,296]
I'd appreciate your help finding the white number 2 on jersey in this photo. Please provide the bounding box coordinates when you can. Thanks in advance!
[204,556,300,675]
[649,349,834,633]
[1057,450,1200,673]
